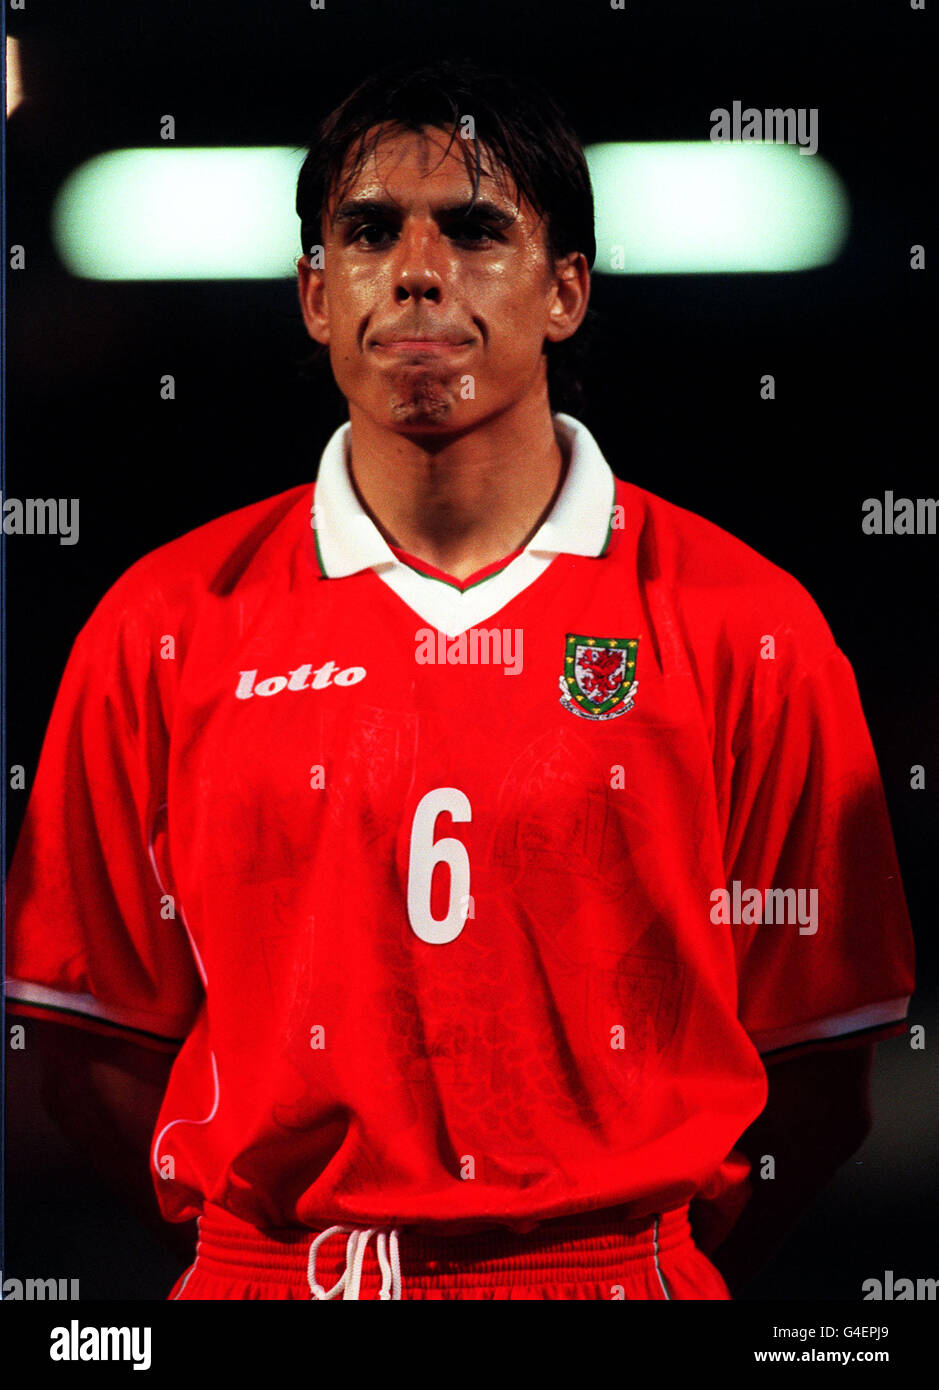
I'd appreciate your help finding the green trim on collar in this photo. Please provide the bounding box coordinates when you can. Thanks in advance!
[598,478,617,558]
[312,517,328,578]
[394,556,516,593]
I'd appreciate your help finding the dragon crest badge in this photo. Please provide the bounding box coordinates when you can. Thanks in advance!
[558,634,638,721]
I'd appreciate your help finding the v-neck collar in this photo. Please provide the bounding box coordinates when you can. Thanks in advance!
[310,413,617,638]
[385,542,527,593]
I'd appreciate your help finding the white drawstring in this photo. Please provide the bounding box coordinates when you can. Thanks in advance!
[307,1225,402,1300]
[374,1232,401,1301]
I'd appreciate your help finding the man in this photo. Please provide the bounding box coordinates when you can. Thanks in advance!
[6,60,915,1300]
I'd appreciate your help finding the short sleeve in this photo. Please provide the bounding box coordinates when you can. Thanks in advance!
[724,646,915,1059]
[5,575,203,1052]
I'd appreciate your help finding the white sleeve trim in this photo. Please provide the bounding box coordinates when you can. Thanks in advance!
[4,979,190,1039]
[750,996,911,1054]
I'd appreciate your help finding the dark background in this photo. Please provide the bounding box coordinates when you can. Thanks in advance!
[3,0,936,1299]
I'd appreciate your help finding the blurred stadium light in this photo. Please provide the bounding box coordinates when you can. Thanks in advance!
[587,141,850,273]
[6,37,23,116]
[52,147,307,280]
[51,141,850,280]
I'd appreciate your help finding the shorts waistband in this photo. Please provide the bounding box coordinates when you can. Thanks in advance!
[190,1201,694,1299]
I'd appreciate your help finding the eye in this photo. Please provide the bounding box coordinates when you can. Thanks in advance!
[351,222,395,246]
[348,218,502,248]
[448,220,500,245]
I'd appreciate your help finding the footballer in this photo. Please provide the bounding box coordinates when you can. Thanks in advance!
[6,60,915,1300]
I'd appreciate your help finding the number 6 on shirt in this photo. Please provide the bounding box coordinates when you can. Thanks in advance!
[407,788,472,944]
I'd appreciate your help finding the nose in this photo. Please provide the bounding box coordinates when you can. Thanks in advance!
[392,219,445,304]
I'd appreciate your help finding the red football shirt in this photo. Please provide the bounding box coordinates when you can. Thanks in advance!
[5,413,915,1233]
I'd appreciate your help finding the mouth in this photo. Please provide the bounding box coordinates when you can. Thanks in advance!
[372,339,473,355]
[371,325,474,345]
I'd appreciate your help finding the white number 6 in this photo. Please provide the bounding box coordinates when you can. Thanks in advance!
[407,787,472,944]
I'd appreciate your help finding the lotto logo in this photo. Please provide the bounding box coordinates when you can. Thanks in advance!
[235,662,366,699]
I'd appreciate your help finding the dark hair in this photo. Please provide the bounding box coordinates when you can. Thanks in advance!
[295,58,597,414]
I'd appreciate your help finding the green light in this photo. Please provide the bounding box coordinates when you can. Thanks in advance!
[52,147,306,279]
[586,141,850,273]
[51,140,851,280]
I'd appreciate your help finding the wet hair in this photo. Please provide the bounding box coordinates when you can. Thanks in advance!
[296,58,597,413]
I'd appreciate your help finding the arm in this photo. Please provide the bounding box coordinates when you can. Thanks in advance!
[36,1017,197,1264]
[691,1041,873,1297]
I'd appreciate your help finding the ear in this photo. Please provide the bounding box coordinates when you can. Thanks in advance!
[297,254,330,347]
[544,251,591,346]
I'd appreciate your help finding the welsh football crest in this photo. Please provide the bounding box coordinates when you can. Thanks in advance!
[558,634,638,721]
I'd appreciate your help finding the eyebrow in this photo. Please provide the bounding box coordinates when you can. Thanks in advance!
[331,196,518,230]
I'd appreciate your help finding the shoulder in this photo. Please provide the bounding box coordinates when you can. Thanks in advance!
[612,477,850,743]
[616,476,839,677]
[79,482,314,642]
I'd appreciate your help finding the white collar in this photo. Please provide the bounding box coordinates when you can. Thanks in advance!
[312,412,616,580]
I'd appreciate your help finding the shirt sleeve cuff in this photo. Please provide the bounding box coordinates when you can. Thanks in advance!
[4,979,191,1049]
[747,996,911,1057]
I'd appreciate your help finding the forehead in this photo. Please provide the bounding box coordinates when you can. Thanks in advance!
[328,123,524,213]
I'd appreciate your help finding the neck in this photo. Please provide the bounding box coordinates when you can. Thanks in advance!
[344,394,569,582]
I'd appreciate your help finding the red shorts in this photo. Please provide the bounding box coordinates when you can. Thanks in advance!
[168,1201,731,1301]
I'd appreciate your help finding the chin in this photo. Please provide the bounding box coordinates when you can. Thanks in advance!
[388,382,457,429]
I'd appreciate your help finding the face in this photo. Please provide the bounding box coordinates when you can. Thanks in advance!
[297,124,589,437]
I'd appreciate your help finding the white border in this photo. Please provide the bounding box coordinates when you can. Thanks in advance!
[4,978,190,1039]
[751,996,910,1055]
